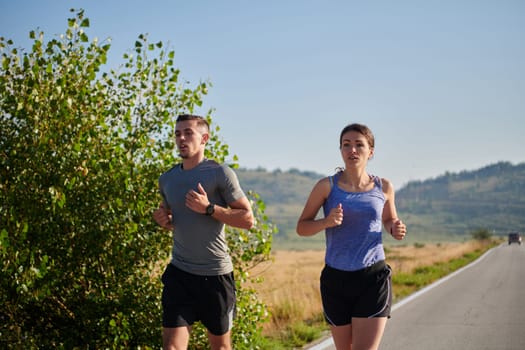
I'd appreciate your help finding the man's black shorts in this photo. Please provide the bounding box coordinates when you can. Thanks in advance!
[161,263,236,335]
[320,260,392,326]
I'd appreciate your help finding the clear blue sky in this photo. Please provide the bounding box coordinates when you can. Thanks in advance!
[2,0,524,188]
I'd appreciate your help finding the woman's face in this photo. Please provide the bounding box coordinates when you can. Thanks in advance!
[340,130,374,167]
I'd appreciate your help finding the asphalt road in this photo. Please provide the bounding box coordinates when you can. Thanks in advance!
[307,243,525,350]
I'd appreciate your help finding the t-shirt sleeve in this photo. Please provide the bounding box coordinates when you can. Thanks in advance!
[158,174,170,210]
[219,165,246,205]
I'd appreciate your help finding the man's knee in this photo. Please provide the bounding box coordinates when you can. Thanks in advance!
[208,330,231,350]
[163,326,191,350]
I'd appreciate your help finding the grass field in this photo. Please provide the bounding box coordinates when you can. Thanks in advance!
[247,239,498,346]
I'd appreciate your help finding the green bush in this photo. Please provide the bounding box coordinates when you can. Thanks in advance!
[0,9,274,349]
[470,228,492,240]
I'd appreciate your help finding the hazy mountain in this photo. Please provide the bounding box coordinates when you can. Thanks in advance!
[237,162,525,246]
[396,161,525,239]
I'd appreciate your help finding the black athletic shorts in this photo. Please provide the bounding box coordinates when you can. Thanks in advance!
[161,263,236,335]
[320,260,392,326]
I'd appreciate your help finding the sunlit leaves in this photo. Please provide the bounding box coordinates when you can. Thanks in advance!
[1,8,275,349]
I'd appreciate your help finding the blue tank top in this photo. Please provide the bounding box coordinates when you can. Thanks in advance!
[323,172,386,271]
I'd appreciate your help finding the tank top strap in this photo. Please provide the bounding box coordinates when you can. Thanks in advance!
[372,175,383,190]
[329,172,342,189]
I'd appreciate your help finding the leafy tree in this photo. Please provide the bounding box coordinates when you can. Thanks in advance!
[470,228,492,241]
[0,9,274,349]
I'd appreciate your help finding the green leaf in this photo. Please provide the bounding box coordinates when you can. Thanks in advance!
[0,229,8,249]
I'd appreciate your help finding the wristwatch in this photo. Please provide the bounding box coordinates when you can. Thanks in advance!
[205,203,215,216]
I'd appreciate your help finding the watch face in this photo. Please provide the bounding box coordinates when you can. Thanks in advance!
[206,204,214,215]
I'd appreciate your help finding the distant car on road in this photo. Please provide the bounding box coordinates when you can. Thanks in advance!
[508,232,522,245]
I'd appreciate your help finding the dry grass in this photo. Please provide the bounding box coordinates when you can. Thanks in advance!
[386,240,488,273]
[247,250,325,334]
[248,240,491,336]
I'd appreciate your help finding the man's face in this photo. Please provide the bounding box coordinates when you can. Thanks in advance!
[174,120,208,159]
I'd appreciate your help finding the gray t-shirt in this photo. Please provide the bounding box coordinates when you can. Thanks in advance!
[159,159,246,276]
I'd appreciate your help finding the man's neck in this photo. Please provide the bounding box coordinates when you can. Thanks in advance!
[181,155,205,170]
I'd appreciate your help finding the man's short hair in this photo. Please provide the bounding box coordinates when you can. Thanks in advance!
[176,114,210,131]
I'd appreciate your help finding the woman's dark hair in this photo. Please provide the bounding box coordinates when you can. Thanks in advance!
[339,123,375,149]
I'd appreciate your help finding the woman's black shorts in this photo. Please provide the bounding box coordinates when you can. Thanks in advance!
[161,263,236,335]
[320,260,392,326]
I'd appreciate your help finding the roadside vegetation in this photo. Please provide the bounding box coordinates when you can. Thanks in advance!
[1,10,274,349]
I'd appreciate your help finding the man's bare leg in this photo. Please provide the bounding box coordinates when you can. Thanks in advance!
[208,330,232,350]
[163,326,191,350]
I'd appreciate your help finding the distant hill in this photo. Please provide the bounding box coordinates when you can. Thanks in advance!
[236,167,324,248]
[237,162,525,247]
[396,161,525,239]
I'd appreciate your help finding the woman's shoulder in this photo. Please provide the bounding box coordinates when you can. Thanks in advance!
[377,176,395,194]
[303,175,326,191]
[312,174,338,195]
